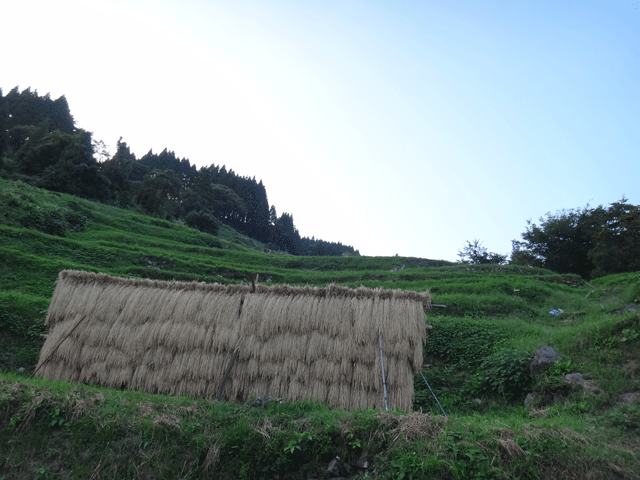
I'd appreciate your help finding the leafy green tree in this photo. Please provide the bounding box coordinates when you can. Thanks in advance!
[135,170,181,218]
[458,239,507,265]
[92,139,111,163]
[184,210,221,235]
[4,87,74,138]
[510,207,597,278]
[139,148,196,190]
[0,88,8,162]
[269,205,278,226]
[242,179,270,242]
[206,164,271,241]
[589,199,640,277]
[17,129,71,176]
[15,128,110,200]
[38,93,76,134]
[270,212,301,255]
[181,182,246,218]
[100,138,138,206]
[511,199,640,278]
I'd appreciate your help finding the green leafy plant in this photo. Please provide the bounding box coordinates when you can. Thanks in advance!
[48,406,69,428]
[388,448,439,480]
[472,349,532,399]
[444,435,498,480]
[33,466,51,480]
[606,405,640,431]
[283,431,313,454]
[620,328,639,343]
[424,318,506,366]
[548,360,573,376]
[344,429,362,450]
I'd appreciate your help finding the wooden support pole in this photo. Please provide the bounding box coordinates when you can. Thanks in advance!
[32,315,86,378]
[217,341,242,401]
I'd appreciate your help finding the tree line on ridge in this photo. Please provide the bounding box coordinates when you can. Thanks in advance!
[0,87,358,256]
[2,86,638,277]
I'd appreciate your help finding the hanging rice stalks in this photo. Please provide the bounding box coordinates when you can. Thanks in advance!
[36,270,430,411]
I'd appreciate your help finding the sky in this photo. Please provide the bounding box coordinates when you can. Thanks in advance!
[2,0,639,261]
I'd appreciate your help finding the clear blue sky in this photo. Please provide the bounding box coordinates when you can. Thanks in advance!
[3,0,638,260]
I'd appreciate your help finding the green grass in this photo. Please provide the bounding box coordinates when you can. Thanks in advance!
[1,178,639,478]
[1,374,637,479]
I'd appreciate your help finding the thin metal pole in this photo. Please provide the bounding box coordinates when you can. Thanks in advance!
[420,372,447,417]
[378,328,389,411]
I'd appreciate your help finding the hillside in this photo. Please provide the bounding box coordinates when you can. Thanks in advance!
[1,178,639,479]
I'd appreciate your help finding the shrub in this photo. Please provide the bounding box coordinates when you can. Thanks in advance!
[472,348,532,399]
[63,209,86,232]
[184,210,220,235]
[424,318,506,366]
[606,404,640,431]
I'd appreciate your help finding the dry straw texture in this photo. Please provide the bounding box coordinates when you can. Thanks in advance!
[36,270,430,410]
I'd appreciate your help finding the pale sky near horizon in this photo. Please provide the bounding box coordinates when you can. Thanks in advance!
[2,1,639,261]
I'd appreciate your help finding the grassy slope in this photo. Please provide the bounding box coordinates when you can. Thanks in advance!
[1,178,639,479]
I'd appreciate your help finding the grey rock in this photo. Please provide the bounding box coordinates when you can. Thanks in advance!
[562,373,601,394]
[249,395,282,408]
[327,458,342,476]
[328,457,351,476]
[600,296,620,303]
[609,304,639,315]
[355,451,370,470]
[530,346,562,375]
[619,393,640,405]
[524,393,539,407]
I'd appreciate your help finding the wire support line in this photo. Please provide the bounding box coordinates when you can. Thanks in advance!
[419,372,447,417]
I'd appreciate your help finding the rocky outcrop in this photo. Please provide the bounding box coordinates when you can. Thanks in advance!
[562,373,601,395]
[530,346,562,375]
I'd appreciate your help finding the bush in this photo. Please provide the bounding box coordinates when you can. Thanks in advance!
[18,208,68,237]
[424,318,506,366]
[40,210,68,236]
[63,209,86,232]
[606,404,640,431]
[184,210,220,236]
[471,348,532,399]
[0,293,48,371]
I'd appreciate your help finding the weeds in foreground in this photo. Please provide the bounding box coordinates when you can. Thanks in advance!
[1,374,638,479]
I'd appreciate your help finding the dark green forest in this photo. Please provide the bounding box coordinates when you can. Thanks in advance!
[0,87,358,257]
